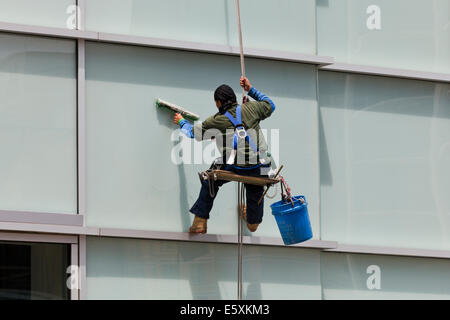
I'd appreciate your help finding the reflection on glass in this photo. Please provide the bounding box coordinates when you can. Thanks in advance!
[243,246,321,300]
[0,33,77,214]
[85,0,316,54]
[319,71,450,250]
[0,0,76,29]
[317,0,450,74]
[86,237,237,299]
[321,252,450,300]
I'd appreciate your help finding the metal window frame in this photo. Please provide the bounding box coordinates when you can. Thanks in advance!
[0,210,83,226]
[99,228,338,250]
[0,21,97,40]
[0,231,77,244]
[0,20,449,83]
[0,21,334,66]
[3,221,450,261]
[320,62,450,83]
[77,40,86,217]
[0,222,99,235]
[70,243,79,300]
[78,235,87,300]
[97,31,334,66]
[76,0,87,300]
[325,244,450,260]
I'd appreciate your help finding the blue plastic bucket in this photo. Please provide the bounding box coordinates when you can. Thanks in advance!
[270,196,313,245]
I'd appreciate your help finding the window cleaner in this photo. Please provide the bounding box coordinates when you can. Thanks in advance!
[154,0,311,246]
[172,77,277,234]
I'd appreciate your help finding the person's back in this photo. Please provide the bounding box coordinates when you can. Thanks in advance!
[173,77,276,233]
[190,81,275,168]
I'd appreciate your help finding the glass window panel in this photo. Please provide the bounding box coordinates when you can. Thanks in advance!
[0,33,77,214]
[243,246,321,300]
[319,71,450,250]
[86,42,319,238]
[0,241,70,300]
[254,63,320,240]
[86,237,237,300]
[317,0,450,74]
[321,252,450,300]
[0,0,76,29]
[85,0,316,54]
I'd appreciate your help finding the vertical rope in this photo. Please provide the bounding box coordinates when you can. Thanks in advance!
[235,0,246,100]
[237,182,242,300]
[238,182,246,300]
[236,0,245,301]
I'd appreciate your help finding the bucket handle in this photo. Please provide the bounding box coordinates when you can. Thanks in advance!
[257,165,283,205]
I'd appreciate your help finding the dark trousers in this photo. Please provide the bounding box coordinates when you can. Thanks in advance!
[190,166,266,224]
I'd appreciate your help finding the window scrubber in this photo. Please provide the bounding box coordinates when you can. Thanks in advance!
[156,98,200,122]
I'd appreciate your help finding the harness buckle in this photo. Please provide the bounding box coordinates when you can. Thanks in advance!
[235,126,247,139]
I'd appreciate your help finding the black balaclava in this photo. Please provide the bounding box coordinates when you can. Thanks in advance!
[214,84,237,113]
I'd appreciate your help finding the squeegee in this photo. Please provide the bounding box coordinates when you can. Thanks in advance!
[156,98,200,122]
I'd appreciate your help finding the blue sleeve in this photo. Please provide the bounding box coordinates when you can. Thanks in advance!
[179,119,194,139]
[248,87,276,112]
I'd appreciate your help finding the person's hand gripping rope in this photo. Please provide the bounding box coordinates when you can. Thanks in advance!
[240,76,251,104]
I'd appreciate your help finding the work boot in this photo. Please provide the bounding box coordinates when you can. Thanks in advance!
[246,223,259,232]
[189,215,207,234]
[239,205,260,233]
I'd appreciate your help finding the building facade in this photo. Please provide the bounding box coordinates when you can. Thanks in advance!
[0,0,449,300]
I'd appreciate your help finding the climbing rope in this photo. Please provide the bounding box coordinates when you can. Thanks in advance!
[235,0,245,301]
[235,0,246,102]
[237,182,245,300]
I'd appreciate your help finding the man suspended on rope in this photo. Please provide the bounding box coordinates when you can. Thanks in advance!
[173,77,276,234]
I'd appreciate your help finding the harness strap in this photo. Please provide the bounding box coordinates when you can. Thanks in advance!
[224,105,259,153]
[224,105,240,127]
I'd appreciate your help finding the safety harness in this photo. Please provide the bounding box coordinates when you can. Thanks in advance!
[224,105,263,167]
[226,105,258,151]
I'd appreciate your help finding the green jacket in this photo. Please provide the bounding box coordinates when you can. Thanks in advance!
[180,87,276,167]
